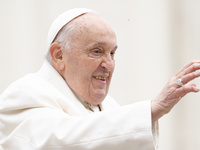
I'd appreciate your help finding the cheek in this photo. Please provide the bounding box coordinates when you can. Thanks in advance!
[84,57,101,70]
[66,51,102,80]
[83,62,100,80]
[75,58,100,79]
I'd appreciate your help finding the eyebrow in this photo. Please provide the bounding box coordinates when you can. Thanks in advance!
[113,45,118,51]
[92,42,118,51]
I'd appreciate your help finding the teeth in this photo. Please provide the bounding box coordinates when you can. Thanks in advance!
[95,76,106,81]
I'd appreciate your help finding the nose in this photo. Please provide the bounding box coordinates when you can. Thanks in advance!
[101,55,115,72]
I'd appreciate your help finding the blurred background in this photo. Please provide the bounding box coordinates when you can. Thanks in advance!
[0,0,200,149]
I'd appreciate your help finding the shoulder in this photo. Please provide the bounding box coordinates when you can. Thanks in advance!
[0,73,63,112]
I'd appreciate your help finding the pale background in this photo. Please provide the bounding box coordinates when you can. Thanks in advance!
[0,0,200,149]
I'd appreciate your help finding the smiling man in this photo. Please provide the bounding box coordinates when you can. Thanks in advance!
[50,12,117,105]
[1,8,200,150]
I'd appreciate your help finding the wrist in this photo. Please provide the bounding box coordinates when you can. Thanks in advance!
[151,99,165,122]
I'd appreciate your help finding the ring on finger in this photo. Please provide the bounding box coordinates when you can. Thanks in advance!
[176,78,184,87]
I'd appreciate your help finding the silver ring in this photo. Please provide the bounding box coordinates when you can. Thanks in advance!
[176,78,183,87]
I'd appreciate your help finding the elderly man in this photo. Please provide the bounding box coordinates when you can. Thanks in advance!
[0,8,200,150]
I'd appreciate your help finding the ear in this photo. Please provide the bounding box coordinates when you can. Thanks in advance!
[49,42,65,71]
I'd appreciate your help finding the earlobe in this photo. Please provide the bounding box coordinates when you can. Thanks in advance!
[49,43,65,71]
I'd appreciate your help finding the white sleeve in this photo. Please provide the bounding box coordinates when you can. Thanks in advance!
[1,101,158,150]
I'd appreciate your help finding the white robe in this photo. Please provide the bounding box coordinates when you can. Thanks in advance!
[0,60,158,150]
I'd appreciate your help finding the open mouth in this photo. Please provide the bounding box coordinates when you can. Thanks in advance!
[94,76,106,81]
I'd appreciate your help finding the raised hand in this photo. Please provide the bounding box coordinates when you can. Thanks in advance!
[151,60,200,121]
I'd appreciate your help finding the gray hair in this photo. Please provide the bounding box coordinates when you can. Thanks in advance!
[46,19,76,64]
[46,12,98,64]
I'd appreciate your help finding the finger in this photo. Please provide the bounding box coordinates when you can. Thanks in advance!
[183,63,200,75]
[176,82,199,98]
[176,60,200,77]
[185,82,199,92]
[181,70,200,85]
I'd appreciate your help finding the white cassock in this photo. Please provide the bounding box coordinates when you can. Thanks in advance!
[0,60,159,150]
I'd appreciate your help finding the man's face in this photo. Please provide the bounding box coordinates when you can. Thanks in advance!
[61,13,117,105]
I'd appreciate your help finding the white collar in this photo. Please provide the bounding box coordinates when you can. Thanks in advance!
[37,60,101,113]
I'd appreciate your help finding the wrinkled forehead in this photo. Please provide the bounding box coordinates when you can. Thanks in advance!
[69,13,117,50]
[70,13,116,37]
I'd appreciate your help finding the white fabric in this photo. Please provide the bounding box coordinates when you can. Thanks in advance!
[47,8,94,48]
[0,61,158,150]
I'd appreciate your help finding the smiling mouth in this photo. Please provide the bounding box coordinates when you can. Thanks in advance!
[94,76,106,81]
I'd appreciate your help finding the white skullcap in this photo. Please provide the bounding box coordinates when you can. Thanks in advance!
[47,8,95,49]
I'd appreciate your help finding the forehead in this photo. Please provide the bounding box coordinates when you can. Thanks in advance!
[73,13,112,29]
[70,13,117,47]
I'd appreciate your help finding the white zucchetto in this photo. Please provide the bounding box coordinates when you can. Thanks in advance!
[47,8,94,49]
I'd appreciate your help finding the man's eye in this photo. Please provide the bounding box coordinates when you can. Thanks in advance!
[88,49,103,58]
[110,51,116,57]
[93,50,101,54]
[111,51,115,55]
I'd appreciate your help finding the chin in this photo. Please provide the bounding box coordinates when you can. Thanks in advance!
[90,94,106,105]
